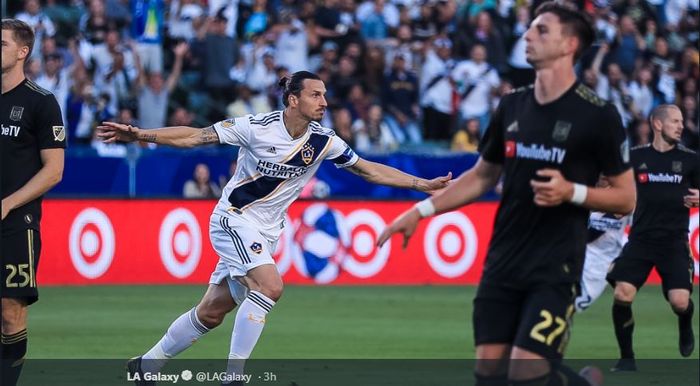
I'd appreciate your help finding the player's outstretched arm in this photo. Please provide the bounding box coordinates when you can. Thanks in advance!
[345,158,452,193]
[377,158,502,248]
[96,122,220,148]
[530,168,636,214]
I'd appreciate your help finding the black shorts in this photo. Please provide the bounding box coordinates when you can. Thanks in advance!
[473,281,577,360]
[606,239,694,294]
[1,229,41,305]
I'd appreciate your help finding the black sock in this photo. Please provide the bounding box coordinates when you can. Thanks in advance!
[475,373,508,386]
[675,299,694,329]
[1,329,28,386]
[548,365,591,386]
[508,373,549,386]
[612,300,635,358]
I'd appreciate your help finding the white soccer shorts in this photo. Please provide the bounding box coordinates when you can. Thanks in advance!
[208,211,277,289]
[575,249,616,312]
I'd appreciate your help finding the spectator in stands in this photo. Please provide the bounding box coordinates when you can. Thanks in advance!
[193,12,238,111]
[80,0,111,46]
[420,37,455,141]
[354,103,398,152]
[332,107,356,146]
[130,0,165,73]
[627,66,655,120]
[680,94,699,149]
[168,0,206,42]
[450,117,480,153]
[331,55,360,103]
[246,48,278,95]
[412,0,439,41]
[35,52,70,123]
[452,44,500,136]
[507,5,534,88]
[361,44,385,96]
[273,11,309,73]
[358,0,397,41]
[630,119,652,147]
[15,0,56,59]
[226,84,272,118]
[183,163,222,199]
[87,28,137,116]
[457,11,507,73]
[344,83,371,124]
[612,15,645,76]
[65,67,97,144]
[382,53,421,144]
[168,107,195,127]
[314,0,350,46]
[137,42,188,129]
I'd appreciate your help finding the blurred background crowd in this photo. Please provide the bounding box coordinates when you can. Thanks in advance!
[4,0,699,196]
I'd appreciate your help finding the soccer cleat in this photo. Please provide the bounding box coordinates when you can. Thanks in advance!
[610,358,636,372]
[679,321,695,357]
[579,366,604,386]
[126,356,156,386]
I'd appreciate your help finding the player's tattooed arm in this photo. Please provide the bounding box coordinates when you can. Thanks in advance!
[196,126,220,145]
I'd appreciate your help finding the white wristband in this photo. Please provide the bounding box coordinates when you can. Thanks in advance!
[570,183,588,205]
[414,199,436,218]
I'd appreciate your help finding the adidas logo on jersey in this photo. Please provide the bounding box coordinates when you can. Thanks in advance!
[639,163,648,170]
[266,146,277,154]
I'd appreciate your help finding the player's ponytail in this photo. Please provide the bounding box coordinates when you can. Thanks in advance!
[280,71,321,107]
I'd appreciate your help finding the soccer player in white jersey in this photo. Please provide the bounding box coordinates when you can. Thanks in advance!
[98,71,452,385]
[576,210,630,312]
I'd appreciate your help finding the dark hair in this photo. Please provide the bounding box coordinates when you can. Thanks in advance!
[1,19,35,56]
[534,1,594,62]
[278,71,321,107]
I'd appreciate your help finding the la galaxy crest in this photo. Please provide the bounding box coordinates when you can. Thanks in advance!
[301,143,314,165]
[250,242,263,254]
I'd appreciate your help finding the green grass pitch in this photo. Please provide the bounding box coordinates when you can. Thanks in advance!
[23,285,699,385]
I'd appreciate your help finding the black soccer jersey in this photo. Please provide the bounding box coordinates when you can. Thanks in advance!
[478,82,630,286]
[627,144,699,242]
[1,79,66,234]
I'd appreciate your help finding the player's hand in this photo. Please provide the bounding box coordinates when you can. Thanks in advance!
[684,188,699,208]
[422,172,452,194]
[96,122,140,143]
[530,169,573,207]
[377,208,422,249]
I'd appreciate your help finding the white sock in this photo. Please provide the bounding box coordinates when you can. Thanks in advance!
[142,307,211,373]
[226,291,275,379]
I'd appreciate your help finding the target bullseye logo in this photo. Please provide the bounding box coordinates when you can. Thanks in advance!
[424,212,477,278]
[69,208,115,279]
[343,209,390,278]
[690,213,699,278]
[159,208,202,278]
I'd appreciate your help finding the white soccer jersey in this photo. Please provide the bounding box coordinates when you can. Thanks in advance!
[211,111,359,240]
[586,212,630,262]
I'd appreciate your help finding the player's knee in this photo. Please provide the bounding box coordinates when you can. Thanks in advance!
[259,281,284,302]
[1,301,27,334]
[613,283,636,302]
[668,293,689,313]
[196,297,235,328]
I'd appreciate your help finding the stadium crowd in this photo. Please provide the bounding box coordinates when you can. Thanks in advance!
[8,0,699,155]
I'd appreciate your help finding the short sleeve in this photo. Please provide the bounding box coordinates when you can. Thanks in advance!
[595,105,631,176]
[212,117,250,146]
[478,97,506,164]
[326,136,359,168]
[36,94,66,149]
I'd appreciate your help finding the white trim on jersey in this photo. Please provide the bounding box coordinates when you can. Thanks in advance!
[211,111,359,240]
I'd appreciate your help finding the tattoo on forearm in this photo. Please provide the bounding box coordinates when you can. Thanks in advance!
[411,178,419,191]
[140,133,157,142]
[199,126,219,144]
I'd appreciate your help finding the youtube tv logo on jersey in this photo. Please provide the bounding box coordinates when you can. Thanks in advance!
[638,173,649,183]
